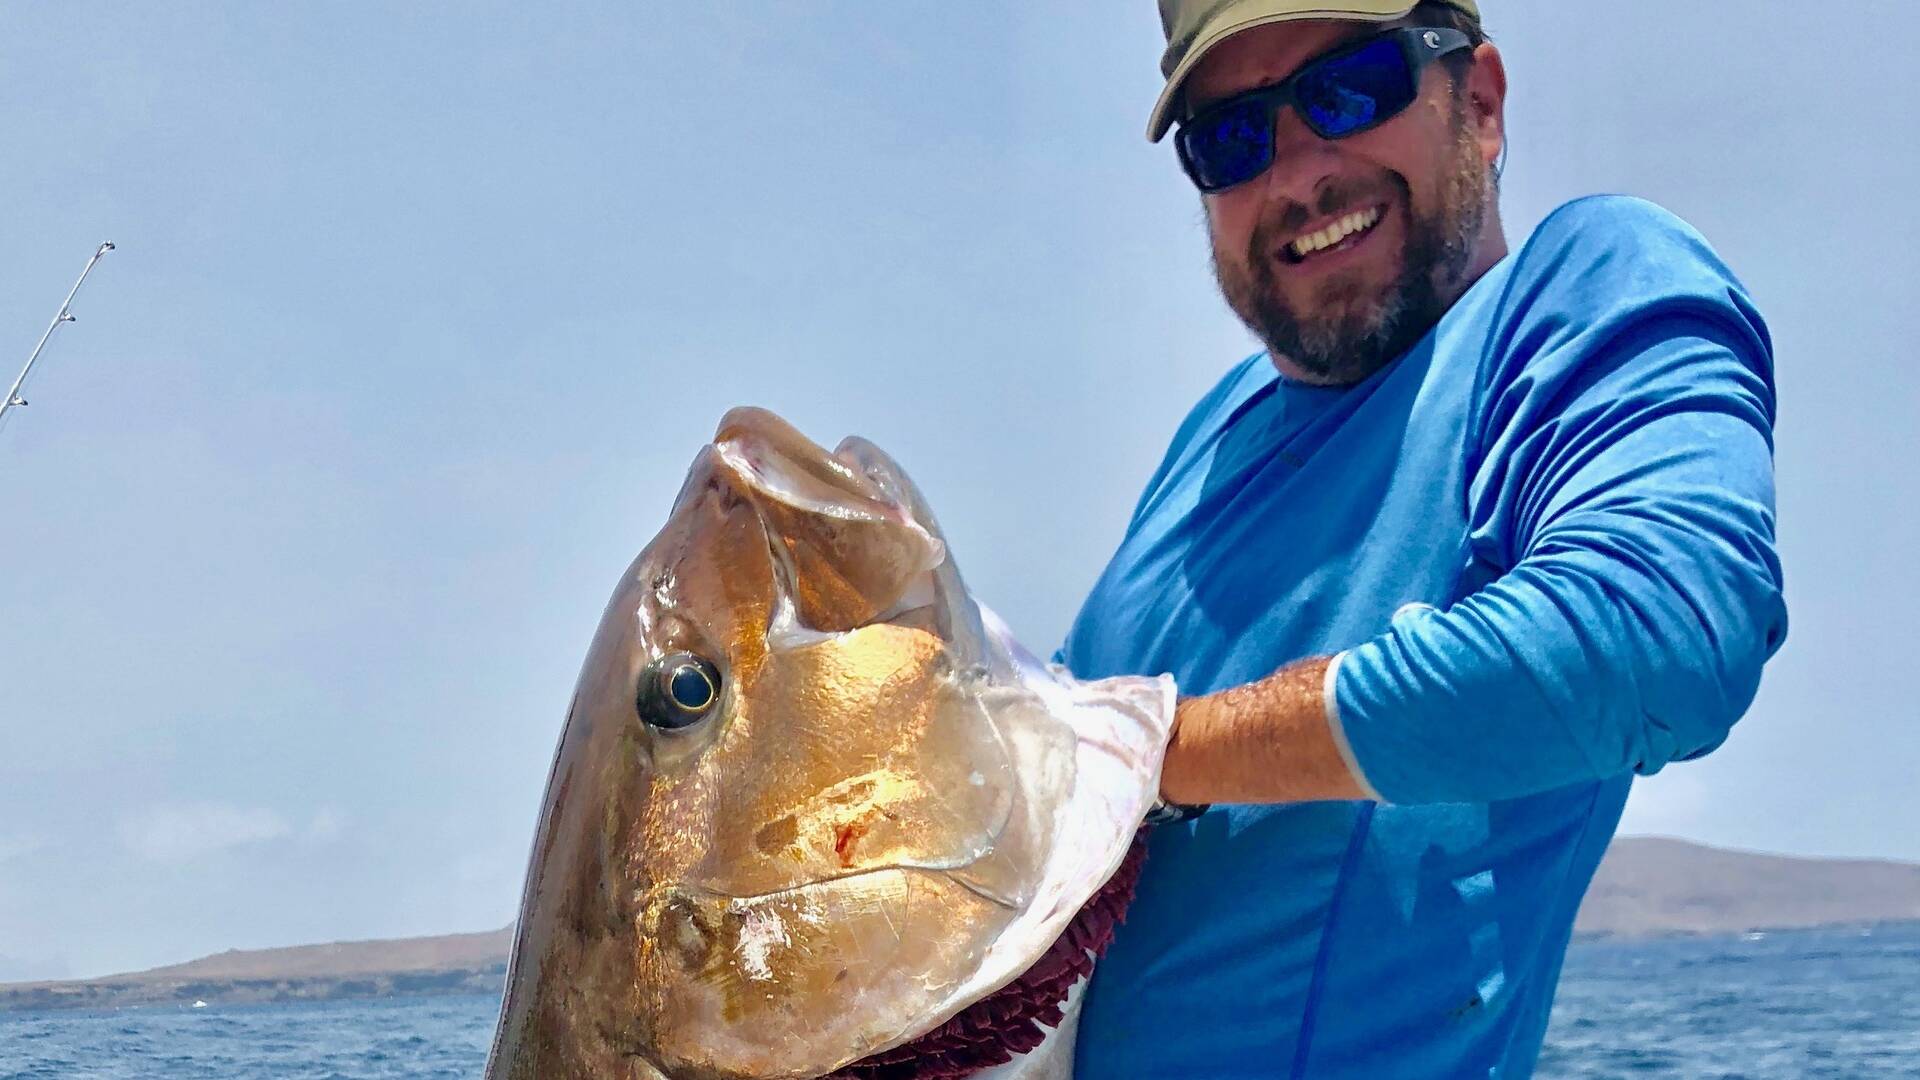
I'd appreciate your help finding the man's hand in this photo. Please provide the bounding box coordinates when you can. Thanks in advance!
[1158,655,1379,806]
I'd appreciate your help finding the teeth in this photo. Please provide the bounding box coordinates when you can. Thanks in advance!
[1288,206,1382,259]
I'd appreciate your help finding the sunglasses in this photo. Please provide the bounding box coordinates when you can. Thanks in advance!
[1176,26,1473,193]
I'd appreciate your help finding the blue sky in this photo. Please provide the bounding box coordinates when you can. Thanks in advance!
[1,2,1913,981]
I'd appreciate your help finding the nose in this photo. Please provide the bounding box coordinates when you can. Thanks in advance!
[1255,103,1343,209]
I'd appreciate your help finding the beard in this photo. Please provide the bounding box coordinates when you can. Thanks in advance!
[1212,111,1492,386]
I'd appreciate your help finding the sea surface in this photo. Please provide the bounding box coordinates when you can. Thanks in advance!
[3,923,1916,1078]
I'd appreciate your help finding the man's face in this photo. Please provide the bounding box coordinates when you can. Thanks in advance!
[1188,19,1506,385]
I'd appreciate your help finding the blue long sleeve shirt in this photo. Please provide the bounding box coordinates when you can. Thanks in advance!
[1058,196,1786,1078]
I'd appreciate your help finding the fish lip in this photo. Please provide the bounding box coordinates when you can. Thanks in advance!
[710,419,936,541]
[709,432,948,593]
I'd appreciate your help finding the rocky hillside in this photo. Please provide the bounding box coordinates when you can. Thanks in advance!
[0,927,511,1013]
[1576,836,1920,937]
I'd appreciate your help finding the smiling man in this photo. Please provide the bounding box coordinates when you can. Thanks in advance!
[1057,1,1787,1076]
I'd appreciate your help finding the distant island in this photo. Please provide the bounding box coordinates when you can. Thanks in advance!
[1573,836,1920,937]
[0,927,511,1014]
[6,837,1919,1014]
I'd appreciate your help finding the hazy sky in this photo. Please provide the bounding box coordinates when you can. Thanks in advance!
[1,2,1914,981]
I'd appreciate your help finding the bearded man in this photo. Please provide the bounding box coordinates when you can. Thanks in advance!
[1056,2,1787,1075]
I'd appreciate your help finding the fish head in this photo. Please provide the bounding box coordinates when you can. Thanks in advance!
[489,407,1067,1079]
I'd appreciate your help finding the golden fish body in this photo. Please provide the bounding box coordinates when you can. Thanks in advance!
[485,408,1174,1080]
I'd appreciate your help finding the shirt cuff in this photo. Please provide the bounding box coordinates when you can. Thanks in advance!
[1323,651,1387,803]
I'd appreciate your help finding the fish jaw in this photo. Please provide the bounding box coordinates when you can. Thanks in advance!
[632,868,1015,1079]
[830,435,1001,680]
[713,408,945,636]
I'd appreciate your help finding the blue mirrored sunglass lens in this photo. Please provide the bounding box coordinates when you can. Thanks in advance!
[1297,38,1414,137]
[1183,96,1274,190]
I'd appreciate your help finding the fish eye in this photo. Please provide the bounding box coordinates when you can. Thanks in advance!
[638,652,722,731]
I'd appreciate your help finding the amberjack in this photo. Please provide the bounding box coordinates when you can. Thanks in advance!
[486,408,1173,1080]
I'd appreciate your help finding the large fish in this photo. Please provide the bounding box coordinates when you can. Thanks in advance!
[485,408,1174,1079]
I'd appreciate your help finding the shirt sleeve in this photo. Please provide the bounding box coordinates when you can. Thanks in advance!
[1332,197,1788,805]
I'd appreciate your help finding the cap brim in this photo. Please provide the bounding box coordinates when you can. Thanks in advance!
[1146,1,1418,142]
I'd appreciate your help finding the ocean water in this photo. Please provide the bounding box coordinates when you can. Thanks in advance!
[3,923,1916,1078]
[0,995,493,1080]
[1537,922,1920,1078]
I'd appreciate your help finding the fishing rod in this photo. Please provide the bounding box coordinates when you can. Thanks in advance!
[0,241,116,431]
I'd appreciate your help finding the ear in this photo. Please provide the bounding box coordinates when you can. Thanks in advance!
[712,408,944,634]
[1464,42,1508,173]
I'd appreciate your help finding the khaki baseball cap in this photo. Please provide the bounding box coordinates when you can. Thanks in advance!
[1148,0,1481,141]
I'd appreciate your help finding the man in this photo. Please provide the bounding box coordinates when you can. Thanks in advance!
[1056,1,1786,1075]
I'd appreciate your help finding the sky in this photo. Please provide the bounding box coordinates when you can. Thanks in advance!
[0,2,1914,982]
